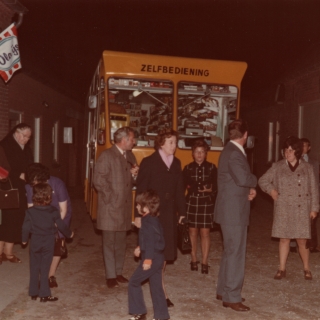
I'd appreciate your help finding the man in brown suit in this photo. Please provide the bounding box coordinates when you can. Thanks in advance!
[94,127,138,289]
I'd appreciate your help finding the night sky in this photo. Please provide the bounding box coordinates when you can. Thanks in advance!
[16,0,320,105]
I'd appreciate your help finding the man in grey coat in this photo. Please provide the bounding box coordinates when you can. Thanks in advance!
[214,119,257,312]
[94,127,138,289]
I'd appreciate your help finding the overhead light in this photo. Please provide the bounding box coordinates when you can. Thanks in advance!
[132,89,143,97]
[132,85,168,107]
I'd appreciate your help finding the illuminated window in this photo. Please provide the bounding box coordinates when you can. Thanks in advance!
[177,81,238,150]
[107,78,173,147]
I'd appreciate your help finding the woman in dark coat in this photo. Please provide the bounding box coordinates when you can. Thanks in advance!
[135,128,186,307]
[0,123,33,263]
[183,139,217,274]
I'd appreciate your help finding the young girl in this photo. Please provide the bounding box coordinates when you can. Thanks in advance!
[183,139,217,274]
[128,190,169,320]
[22,183,73,302]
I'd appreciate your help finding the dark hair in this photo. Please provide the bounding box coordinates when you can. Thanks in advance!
[136,190,160,217]
[3,123,32,141]
[300,138,311,147]
[228,119,248,140]
[26,163,50,184]
[12,123,32,134]
[114,126,135,143]
[32,183,52,206]
[154,128,178,150]
[282,136,303,160]
[191,139,209,153]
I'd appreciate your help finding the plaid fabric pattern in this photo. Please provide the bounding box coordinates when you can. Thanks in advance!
[186,194,214,228]
[183,161,217,228]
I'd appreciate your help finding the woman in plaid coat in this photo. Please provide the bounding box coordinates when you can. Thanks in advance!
[183,139,217,274]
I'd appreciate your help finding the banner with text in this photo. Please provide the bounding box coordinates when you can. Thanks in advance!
[0,23,21,83]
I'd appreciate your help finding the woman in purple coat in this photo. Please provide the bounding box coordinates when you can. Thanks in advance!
[25,163,72,288]
[135,129,186,307]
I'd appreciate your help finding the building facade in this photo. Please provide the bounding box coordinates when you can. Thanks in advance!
[0,0,84,186]
[242,44,320,178]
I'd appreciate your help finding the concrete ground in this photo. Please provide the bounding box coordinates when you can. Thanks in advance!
[1,190,320,320]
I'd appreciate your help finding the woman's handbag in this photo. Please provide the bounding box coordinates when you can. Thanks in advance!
[0,166,9,180]
[0,179,19,209]
[177,221,192,252]
[54,233,68,258]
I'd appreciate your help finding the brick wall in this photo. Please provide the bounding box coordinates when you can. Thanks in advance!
[0,2,84,187]
[0,1,13,32]
[0,81,9,138]
[6,72,84,186]
[0,1,13,138]
[0,73,85,187]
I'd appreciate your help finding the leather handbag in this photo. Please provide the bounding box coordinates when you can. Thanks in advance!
[177,221,192,252]
[0,179,19,209]
[54,233,68,258]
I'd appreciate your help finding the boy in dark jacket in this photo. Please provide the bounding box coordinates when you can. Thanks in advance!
[22,183,73,302]
[128,190,169,320]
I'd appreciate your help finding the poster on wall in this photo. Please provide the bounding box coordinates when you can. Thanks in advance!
[0,23,21,83]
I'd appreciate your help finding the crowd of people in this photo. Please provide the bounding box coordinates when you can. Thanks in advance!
[0,120,319,320]
[93,120,319,320]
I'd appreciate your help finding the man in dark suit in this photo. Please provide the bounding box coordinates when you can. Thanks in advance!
[94,127,138,289]
[214,119,257,312]
[301,138,320,252]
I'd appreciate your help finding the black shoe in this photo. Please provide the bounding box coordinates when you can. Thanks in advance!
[222,301,250,311]
[201,263,209,274]
[49,276,58,288]
[31,296,37,301]
[40,296,58,302]
[106,278,119,288]
[190,261,199,271]
[128,314,146,320]
[217,294,245,302]
[116,275,129,283]
[290,247,297,253]
[166,298,174,307]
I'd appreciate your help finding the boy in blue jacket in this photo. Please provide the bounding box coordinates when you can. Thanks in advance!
[128,190,169,320]
[22,183,73,302]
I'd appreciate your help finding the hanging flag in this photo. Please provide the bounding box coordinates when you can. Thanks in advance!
[0,23,21,83]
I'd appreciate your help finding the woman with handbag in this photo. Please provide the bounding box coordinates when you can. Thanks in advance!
[26,163,72,288]
[135,128,186,308]
[259,136,319,280]
[0,123,33,264]
[183,139,217,274]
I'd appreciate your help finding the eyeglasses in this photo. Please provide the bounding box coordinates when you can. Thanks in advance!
[284,148,295,154]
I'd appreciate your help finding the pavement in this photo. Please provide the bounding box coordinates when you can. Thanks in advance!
[1,189,320,320]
